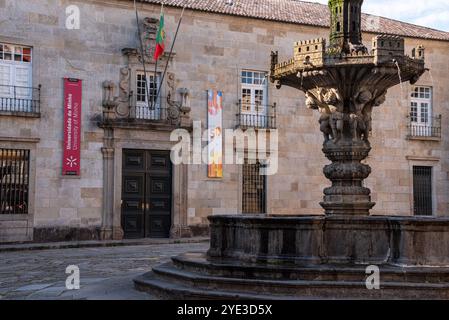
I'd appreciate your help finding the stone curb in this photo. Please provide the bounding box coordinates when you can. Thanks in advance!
[0,237,210,253]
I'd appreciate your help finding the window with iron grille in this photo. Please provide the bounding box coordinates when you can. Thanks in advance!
[242,160,266,214]
[0,148,30,215]
[413,166,432,216]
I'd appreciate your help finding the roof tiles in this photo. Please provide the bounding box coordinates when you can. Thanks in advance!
[136,0,449,41]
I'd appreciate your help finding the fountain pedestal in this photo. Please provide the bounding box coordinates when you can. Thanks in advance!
[321,140,374,215]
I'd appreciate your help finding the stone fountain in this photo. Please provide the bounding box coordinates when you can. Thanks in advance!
[270,0,425,216]
[134,0,449,299]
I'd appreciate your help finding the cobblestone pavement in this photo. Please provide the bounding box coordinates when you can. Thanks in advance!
[0,242,208,300]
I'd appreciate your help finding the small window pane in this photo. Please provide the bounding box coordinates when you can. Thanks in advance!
[242,89,251,112]
[255,89,264,112]
[421,103,429,123]
[410,102,418,122]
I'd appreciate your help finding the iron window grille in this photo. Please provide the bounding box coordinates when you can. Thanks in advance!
[242,160,267,214]
[0,148,30,215]
[413,166,433,216]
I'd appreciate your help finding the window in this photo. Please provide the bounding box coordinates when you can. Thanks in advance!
[413,166,432,216]
[240,70,269,127]
[135,72,161,120]
[0,148,30,215]
[242,159,266,214]
[0,43,33,112]
[241,70,267,113]
[410,86,433,137]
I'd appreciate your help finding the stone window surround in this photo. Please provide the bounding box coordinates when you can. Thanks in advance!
[0,137,39,242]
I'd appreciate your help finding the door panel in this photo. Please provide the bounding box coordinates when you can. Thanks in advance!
[123,150,145,171]
[121,173,145,238]
[145,174,171,238]
[148,215,171,238]
[147,151,171,173]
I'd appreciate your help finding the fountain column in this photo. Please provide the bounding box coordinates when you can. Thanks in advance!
[302,83,387,215]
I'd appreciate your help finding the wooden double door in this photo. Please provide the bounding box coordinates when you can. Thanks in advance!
[121,149,172,238]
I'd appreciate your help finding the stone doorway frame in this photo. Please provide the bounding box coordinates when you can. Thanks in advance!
[100,134,191,240]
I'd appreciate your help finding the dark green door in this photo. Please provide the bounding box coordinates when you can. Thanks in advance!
[122,150,172,238]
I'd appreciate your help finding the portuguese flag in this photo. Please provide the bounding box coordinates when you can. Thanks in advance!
[154,8,166,61]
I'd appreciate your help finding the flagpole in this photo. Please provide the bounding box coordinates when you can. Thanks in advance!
[151,3,163,110]
[133,0,152,110]
[154,5,186,109]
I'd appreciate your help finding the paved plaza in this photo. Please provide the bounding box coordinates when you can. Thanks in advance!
[0,242,208,300]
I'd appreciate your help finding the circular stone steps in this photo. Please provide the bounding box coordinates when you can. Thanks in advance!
[134,252,449,299]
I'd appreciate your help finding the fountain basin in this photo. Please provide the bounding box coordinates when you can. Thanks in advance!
[208,215,449,267]
[134,215,449,299]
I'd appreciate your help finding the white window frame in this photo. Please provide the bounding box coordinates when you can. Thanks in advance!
[0,43,33,112]
[240,70,268,115]
[135,71,161,120]
[410,86,432,136]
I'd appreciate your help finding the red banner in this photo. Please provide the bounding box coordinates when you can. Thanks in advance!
[62,78,82,176]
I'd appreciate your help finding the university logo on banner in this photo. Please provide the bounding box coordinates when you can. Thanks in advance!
[62,78,82,176]
[207,90,223,178]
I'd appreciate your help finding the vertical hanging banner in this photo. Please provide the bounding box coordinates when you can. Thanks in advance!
[62,78,82,176]
[207,90,223,178]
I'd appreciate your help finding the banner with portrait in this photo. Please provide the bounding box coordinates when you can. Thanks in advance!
[207,90,223,178]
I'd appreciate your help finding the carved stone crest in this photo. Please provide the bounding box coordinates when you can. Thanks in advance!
[140,17,158,61]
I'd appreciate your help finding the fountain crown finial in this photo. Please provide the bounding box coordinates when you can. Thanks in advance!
[328,0,365,54]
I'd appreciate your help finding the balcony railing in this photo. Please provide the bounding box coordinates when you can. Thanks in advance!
[128,93,171,121]
[236,101,277,129]
[0,84,41,115]
[407,115,441,139]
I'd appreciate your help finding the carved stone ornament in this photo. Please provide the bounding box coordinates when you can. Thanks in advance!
[100,63,191,129]
[140,17,158,61]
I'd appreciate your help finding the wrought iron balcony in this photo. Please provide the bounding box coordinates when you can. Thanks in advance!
[128,92,189,125]
[100,87,191,129]
[236,101,277,129]
[0,84,41,116]
[407,115,441,140]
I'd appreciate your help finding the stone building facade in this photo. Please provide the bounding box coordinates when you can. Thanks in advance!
[1,0,449,242]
